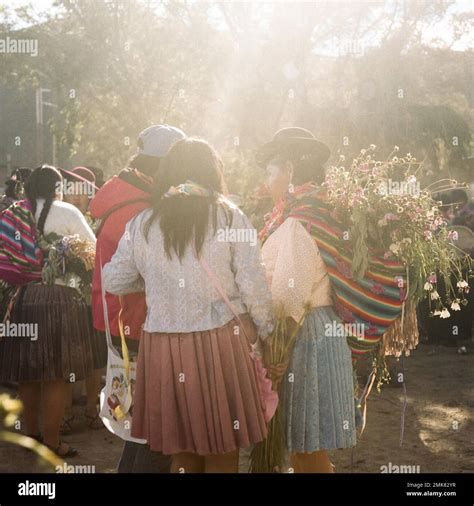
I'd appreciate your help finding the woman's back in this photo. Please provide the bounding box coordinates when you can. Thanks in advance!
[103,138,274,462]
[35,198,96,243]
[105,200,273,336]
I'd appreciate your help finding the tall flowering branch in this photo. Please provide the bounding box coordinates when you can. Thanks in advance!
[324,146,473,318]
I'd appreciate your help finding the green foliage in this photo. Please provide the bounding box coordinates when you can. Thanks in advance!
[0,1,471,182]
[350,207,369,280]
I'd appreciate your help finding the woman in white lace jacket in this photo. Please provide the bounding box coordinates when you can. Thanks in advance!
[104,138,274,473]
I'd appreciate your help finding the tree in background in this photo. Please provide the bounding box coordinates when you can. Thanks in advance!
[0,0,472,194]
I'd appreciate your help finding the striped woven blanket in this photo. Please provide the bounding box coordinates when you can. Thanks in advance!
[0,199,43,285]
[260,184,406,361]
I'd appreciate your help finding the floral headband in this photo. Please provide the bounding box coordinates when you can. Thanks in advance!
[163,180,215,199]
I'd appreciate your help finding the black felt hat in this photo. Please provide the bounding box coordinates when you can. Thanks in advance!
[256,127,330,168]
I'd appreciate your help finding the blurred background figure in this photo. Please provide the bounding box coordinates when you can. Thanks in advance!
[60,167,98,216]
[84,166,105,188]
[57,166,105,435]
[0,167,33,212]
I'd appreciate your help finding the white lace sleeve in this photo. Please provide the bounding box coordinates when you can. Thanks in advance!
[261,217,319,322]
[230,208,274,339]
[103,218,145,295]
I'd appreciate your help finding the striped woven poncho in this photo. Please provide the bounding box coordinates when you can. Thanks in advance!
[260,184,406,361]
[0,199,43,285]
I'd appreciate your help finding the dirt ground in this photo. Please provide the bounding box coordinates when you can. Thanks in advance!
[0,342,473,474]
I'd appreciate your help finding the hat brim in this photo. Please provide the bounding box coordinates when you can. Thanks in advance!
[256,137,330,168]
[59,168,98,192]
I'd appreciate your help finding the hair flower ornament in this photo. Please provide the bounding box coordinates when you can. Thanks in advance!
[163,180,214,199]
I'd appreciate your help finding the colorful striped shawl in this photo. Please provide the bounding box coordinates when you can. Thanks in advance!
[260,184,406,361]
[0,199,43,285]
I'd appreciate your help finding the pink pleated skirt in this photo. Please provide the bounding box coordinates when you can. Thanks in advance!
[131,314,268,455]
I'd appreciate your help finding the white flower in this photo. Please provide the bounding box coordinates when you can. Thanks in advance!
[430,290,440,300]
[433,310,442,316]
[440,308,450,319]
[424,282,433,291]
[450,301,461,311]
[457,280,468,289]
[389,242,400,254]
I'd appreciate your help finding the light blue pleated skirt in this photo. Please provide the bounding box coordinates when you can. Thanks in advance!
[282,305,357,453]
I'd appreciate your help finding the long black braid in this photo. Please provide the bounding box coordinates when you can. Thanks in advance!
[24,165,63,235]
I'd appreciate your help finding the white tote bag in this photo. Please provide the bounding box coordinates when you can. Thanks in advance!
[98,261,146,444]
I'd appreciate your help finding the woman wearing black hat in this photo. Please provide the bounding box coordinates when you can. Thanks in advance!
[258,128,356,473]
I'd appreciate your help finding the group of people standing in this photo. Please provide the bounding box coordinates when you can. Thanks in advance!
[0,124,357,472]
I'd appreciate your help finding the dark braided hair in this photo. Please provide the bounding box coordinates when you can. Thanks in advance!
[24,165,63,235]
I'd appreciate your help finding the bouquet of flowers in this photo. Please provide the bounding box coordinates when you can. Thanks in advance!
[250,305,310,473]
[324,146,472,318]
[39,233,96,304]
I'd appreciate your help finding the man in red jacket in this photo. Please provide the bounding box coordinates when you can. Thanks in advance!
[90,124,185,472]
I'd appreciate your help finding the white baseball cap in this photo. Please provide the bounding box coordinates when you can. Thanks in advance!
[137,124,186,158]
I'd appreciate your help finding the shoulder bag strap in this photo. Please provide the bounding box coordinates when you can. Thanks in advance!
[95,197,150,237]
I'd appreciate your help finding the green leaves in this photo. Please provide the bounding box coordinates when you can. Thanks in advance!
[350,207,369,279]
[39,232,62,285]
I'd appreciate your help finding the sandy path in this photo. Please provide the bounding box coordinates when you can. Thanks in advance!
[0,343,472,474]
